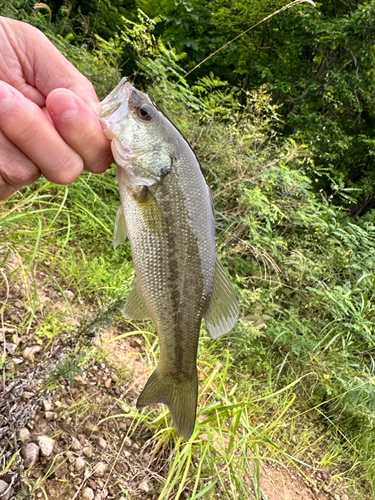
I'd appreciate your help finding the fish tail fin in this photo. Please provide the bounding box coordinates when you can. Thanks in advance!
[136,367,198,440]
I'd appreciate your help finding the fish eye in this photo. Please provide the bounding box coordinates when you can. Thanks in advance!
[137,104,154,121]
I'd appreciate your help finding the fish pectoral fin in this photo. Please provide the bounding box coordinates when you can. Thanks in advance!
[113,205,128,249]
[122,280,150,320]
[204,258,239,339]
[137,367,198,440]
[133,186,166,232]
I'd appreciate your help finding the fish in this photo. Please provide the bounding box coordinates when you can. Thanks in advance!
[96,78,238,440]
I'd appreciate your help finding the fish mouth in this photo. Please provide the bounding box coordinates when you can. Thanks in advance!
[95,78,135,140]
[95,77,133,119]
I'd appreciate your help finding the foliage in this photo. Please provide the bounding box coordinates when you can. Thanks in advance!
[1,2,375,497]
[50,352,87,387]
[137,0,375,211]
[6,0,375,208]
[125,35,375,488]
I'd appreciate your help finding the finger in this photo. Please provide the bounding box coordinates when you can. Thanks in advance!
[0,129,40,194]
[0,81,84,185]
[0,174,16,200]
[47,89,113,174]
[2,18,97,107]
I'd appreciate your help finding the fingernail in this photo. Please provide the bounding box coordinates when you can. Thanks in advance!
[0,83,13,111]
[49,91,78,119]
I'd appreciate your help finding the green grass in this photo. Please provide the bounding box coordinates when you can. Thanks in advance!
[99,325,367,500]
[1,169,370,499]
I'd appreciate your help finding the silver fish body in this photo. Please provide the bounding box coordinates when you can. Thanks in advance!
[96,78,238,439]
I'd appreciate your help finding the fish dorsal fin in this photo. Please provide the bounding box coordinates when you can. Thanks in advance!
[204,259,239,339]
[113,205,128,249]
[122,279,150,320]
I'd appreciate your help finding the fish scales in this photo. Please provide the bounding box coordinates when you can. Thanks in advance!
[118,164,210,379]
[96,78,238,439]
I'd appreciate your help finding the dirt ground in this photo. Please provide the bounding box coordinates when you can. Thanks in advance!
[0,268,356,500]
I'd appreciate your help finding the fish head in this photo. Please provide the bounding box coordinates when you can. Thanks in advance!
[96,78,175,187]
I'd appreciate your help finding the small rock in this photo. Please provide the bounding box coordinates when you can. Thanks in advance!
[64,290,74,299]
[97,437,107,449]
[11,332,21,345]
[84,422,99,436]
[5,343,17,354]
[71,437,82,451]
[44,411,57,421]
[92,336,102,348]
[139,479,151,493]
[22,391,33,400]
[104,379,111,389]
[17,427,30,440]
[93,462,107,477]
[124,437,132,447]
[1,326,15,335]
[75,457,86,471]
[42,400,53,412]
[83,446,93,458]
[88,480,97,490]
[333,495,340,500]
[323,484,330,494]
[22,345,42,361]
[114,463,123,474]
[37,436,55,457]
[21,442,40,468]
[11,357,24,365]
[341,496,349,500]
[74,374,87,385]
[101,489,109,499]
[81,487,95,500]
[0,480,13,500]
[78,434,86,445]
[65,451,75,464]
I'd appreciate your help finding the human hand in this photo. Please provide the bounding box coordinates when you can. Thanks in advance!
[0,16,113,200]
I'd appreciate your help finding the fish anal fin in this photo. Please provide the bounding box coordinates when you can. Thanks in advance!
[204,258,239,339]
[137,367,198,440]
[122,280,150,320]
[113,205,128,249]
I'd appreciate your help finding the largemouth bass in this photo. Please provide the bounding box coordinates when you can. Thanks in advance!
[96,78,238,439]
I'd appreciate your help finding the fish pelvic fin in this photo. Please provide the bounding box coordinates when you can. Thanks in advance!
[136,367,198,440]
[113,205,128,249]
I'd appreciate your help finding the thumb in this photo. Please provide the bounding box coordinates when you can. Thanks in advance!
[47,88,112,174]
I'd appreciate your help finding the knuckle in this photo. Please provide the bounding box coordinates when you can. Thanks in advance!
[0,142,40,188]
[0,174,16,200]
[48,154,83,185]
[0,101,39,144]
[7,166,32,187]
[85,149,113,174]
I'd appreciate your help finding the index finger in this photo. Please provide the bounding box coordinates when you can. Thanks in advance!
[0,82,83,184]
[3,18,98,106]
